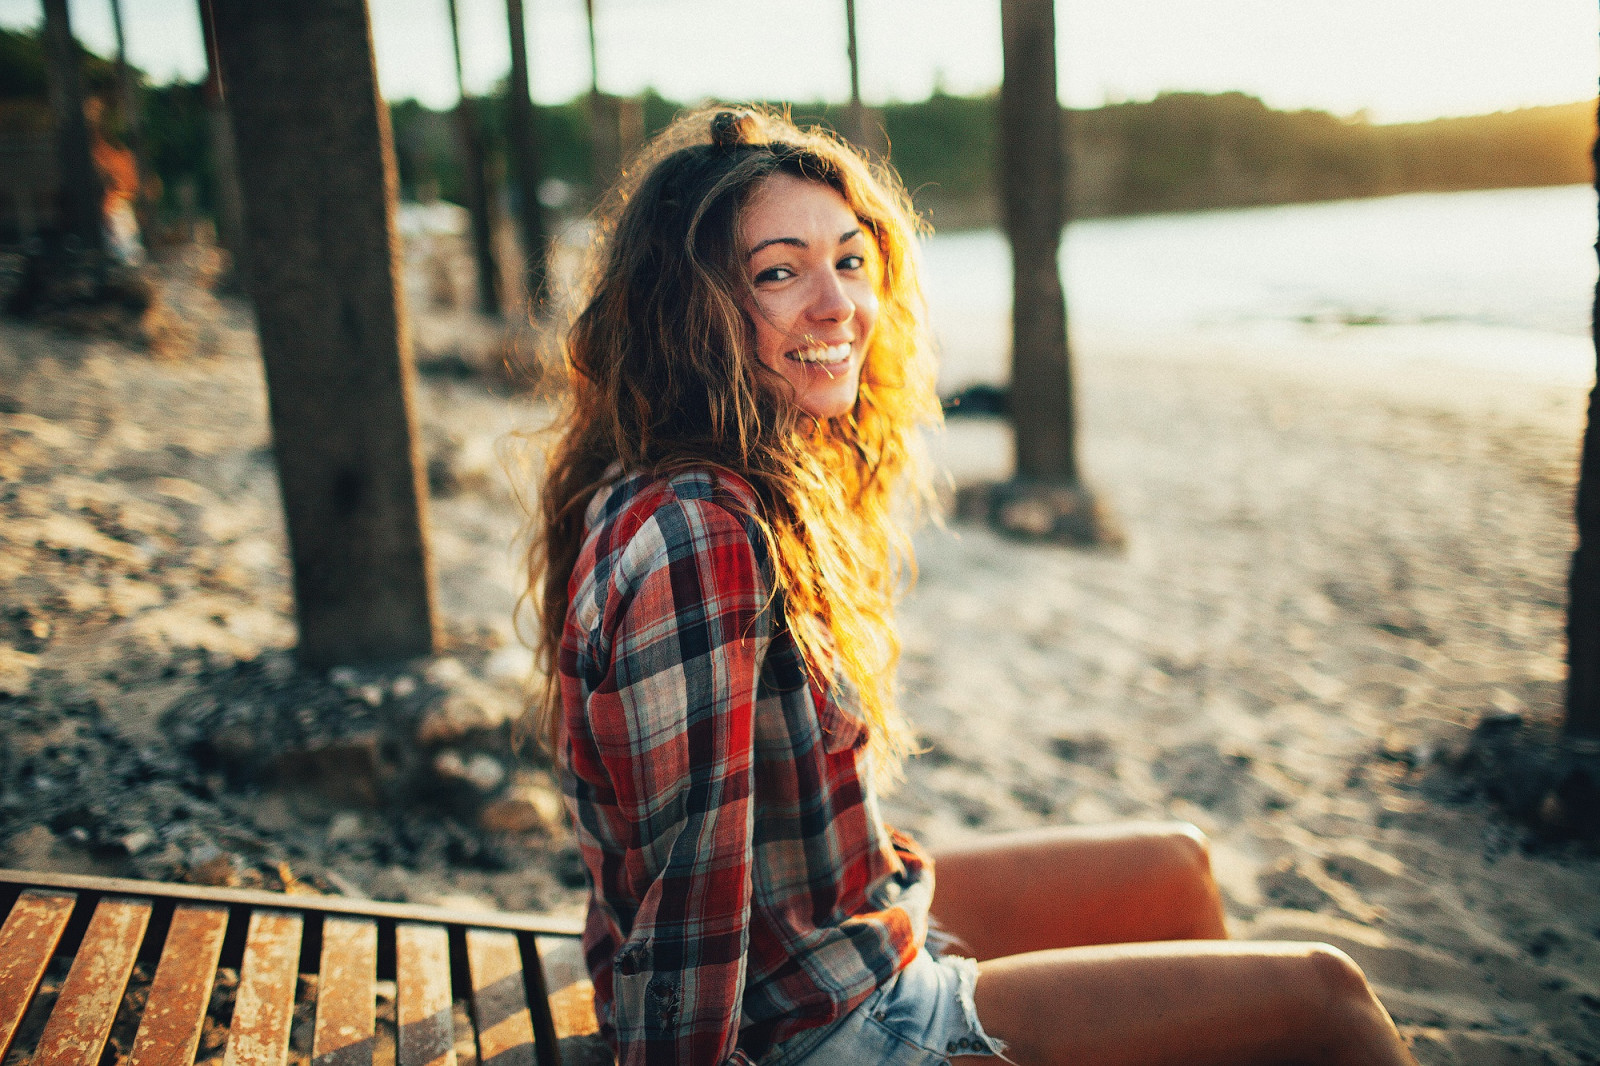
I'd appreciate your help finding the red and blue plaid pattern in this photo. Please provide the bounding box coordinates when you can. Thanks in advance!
[559,468,931,1066]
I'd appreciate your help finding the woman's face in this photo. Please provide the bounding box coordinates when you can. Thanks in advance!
[740,173,879,420]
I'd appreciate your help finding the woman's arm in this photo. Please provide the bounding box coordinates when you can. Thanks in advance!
[586,496,771,1066]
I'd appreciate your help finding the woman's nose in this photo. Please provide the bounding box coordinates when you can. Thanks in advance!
[806,269,855,324]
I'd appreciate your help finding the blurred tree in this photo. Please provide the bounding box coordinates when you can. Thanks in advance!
[41,0,103,254]
[447,0,503,317]
[209,0,437,668]
[841,0,883,157]
[197,0,248,285]
[583,0,619,190]
[992,0,1117,545]
[1567,100,1600,743]
[504,0,549,312]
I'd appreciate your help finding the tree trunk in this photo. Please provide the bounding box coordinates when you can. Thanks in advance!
[446,0,503,318]
[40,0,103,253]
[208,0,437,667]
[504,0,550,312]
[197,0,249,287]
[841,0,883,158]
[1566,99,1600,740]
[999,0,1078,484]
[582,0,620,192]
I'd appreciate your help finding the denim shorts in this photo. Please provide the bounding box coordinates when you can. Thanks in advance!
[759,948,1009,1065]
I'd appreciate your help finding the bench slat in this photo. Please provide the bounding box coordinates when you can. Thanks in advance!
[313,916,377,1066]
[533,936,599,1040]
[464,929,536,1066]
[0,869,581,938]
[0,889,77,1062]
[222,909,303,1066]
[127,903,230,1066]
[396,923,456,1066]
[32,895,153,1066]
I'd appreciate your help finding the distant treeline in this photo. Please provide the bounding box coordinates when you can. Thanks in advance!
[394,90,1598,229]
[1,27,1592,232]
[393,89,1593,228]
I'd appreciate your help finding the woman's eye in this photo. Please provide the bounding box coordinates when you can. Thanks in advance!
[754,266,793,284]
[837,255,865,271]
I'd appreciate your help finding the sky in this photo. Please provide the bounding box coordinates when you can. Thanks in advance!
[2,0,1595,124]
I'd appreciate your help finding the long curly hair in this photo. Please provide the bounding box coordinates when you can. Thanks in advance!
[524,106,941,780]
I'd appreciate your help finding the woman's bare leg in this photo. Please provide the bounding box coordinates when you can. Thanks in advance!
[931,822,1227,960]
[952,941,1416,1066]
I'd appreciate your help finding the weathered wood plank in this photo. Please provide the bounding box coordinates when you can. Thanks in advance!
[126,903,230,1066]
[395,923,455,1066]
[464,929,534,1066]
[0,869,580,938]
[313,917,376,1066]
[222,909,303,1066]
[0,890,77,1062]
[32,896,153,1066]
[533,936,599,1040]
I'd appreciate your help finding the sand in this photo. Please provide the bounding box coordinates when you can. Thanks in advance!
[0,240,1597,1062]
[899,328,1599,1063]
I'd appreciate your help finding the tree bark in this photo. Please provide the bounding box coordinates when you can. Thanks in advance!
[1566,99,1600,740]
[209,0,437,667]
[504,0,550,312]
[999,0,1079,484]
[40,0,103,253]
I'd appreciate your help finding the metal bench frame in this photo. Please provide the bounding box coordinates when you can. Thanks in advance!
[0,867,599,1066]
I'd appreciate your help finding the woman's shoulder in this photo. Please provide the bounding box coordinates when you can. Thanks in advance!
[581,465,768,580]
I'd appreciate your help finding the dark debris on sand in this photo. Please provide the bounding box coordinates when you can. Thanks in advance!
[0,248,581,914]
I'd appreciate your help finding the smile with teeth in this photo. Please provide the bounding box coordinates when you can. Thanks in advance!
[784,342,853,365]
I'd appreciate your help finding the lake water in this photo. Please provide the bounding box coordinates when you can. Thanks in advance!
[921,184,1598,392]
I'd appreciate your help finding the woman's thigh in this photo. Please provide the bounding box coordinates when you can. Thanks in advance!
[952,940,1415,1066]
[930,822,1227,960]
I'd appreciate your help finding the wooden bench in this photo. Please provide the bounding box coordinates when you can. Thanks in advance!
[0,867,607,1066]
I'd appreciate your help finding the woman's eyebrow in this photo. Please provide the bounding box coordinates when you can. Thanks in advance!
[746,228,864,260]
[747,236,805,259]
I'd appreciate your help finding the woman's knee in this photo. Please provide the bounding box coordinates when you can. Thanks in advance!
[1301,942,1378,1007]
[1159,822,1213,875]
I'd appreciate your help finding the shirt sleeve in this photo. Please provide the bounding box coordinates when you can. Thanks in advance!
[589,496,771,1066]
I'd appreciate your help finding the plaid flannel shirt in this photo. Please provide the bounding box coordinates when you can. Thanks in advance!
[559,468,932,1066]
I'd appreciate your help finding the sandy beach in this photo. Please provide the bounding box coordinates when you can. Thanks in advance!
[1,236,1597,1063]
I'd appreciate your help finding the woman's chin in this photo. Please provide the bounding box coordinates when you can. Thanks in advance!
[797,385,861,421]
[786,364,862,421]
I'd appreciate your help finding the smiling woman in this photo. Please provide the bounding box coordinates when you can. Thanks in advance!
[522,108,1419,1066]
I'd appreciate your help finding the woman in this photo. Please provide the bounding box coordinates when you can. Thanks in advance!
[528,108,1417,1066]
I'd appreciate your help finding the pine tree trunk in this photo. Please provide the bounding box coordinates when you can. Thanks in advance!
[999,0,1078,484]
[504,0,550,312]
[208,0,437,667]
[40,0,103,253]
[1566,99,1600,740]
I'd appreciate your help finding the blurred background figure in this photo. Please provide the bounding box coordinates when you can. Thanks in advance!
[85,92,145,265]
